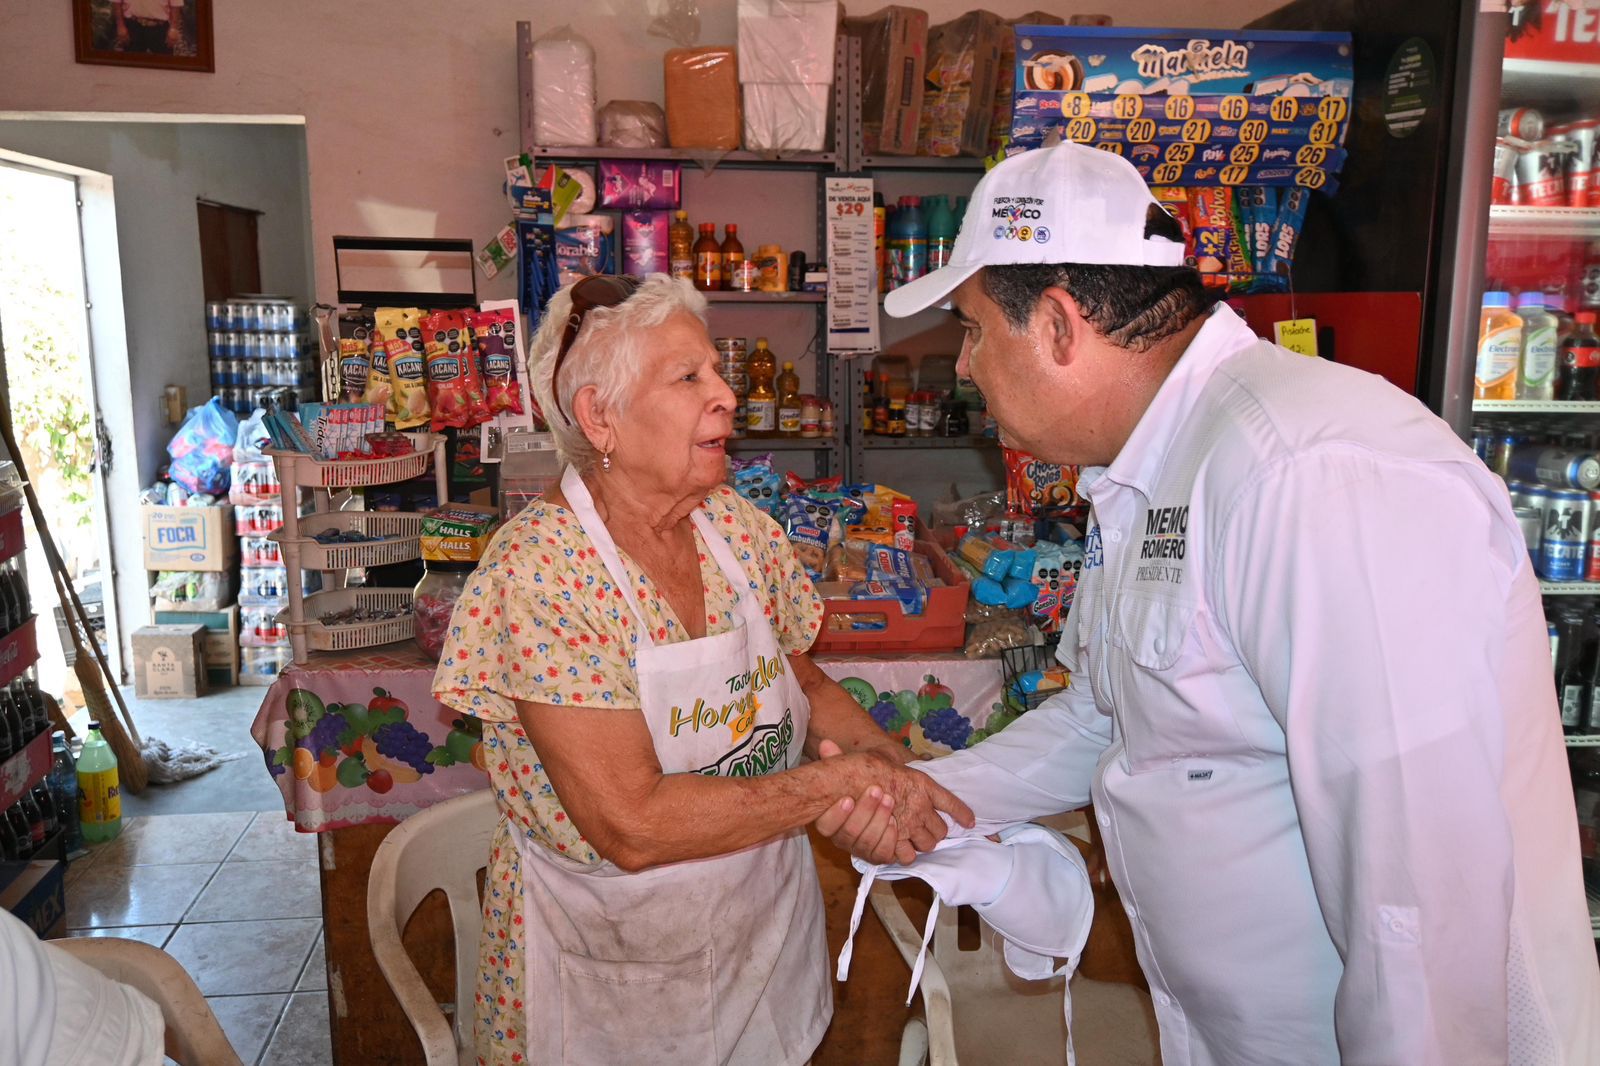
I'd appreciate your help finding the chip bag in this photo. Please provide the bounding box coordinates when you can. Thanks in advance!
[423,310,491,430]
[364,325,393,408]
[338,339,370,402]
[466,307,526,417]
[378,307,431,429]
[1003,448,1081,520]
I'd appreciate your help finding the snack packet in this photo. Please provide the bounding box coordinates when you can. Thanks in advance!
[1187,188,1235,289]
[423,310,491,430]
[364,324,393,408]
[1003,449,1081,520]
[466,307,526,417]
[780,497,831,580]
[849,576,927,616]
[338,339,370,402]
[378,307,430,429]
[729,453,781,515]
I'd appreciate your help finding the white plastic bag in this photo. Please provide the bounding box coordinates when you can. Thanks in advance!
[532,26,597,147]
[599,101,669,149]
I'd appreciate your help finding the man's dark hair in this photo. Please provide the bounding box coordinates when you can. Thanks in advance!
[980,204,1214,352]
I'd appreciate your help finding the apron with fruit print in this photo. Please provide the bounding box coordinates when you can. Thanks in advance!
[510,467,831,1066]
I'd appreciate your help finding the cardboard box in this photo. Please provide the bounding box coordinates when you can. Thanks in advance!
[0,859,66,940]
[919,10,1007,158]
[132,624,209,700]
[142,505,236,573]
[844,6,929,155]
[153,605,239,685]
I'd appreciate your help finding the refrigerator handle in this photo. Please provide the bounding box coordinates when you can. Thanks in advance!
[1429,2,1510,437]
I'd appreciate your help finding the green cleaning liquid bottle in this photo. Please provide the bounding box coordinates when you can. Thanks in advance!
[77,722,122,843]
[926,195,958,270]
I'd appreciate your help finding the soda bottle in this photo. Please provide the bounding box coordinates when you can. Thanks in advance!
[18,790,44,851]
[1517,292,1559,401]
[0,810,21,860]
[0,696,11,760]
[32,785,57,840]
[1561,310,1600,401]
[1475,291,1522,401]
[0,687,27,752]
[1558,608,1592,732]
[668,211,694,282]
[746,339,778,437]
[77,721,122,843]
[50,731,82,855]
[720,224,746,291]
[776,361,802,437]
[4,803,31,859]
[693,223,721,291]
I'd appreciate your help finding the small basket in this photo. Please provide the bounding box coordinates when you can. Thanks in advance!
[273,512,424,571]
[267,432,440,490]
[281,587,414,659]
[999,637,1064,712]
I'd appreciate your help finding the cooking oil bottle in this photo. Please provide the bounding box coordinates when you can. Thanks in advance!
[776,361,802,436]
[746,338,777,437]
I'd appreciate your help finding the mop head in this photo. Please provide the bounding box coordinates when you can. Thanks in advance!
[139,736,246,785]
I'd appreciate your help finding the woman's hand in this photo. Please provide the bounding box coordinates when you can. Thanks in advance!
[812,740,972,865]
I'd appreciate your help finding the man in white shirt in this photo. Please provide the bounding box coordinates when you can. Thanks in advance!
[113,0,183,55]
[831,143,1600,1065]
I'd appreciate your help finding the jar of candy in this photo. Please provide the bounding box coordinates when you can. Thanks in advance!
[413,560,474,659]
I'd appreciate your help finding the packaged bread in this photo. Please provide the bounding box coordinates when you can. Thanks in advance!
[665,47,743,150]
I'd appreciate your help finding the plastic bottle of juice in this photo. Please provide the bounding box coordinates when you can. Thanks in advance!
[77,721,122,843]
[721,224,745,290]
[694,223,721,291]
[669,211,695,282]
[746,338,778,437]
[926,195,958,270]
[776,361,802,436]
[1517,291,1559,401]
[1475,291,1523,401]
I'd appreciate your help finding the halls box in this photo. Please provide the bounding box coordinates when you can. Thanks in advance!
[142,505,236,573]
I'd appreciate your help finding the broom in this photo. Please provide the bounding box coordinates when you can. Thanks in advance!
[0,383,148,792]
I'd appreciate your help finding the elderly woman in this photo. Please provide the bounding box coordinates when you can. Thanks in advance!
[434,274,972,1066]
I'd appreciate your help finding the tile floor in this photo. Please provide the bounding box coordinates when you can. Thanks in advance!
[55,809,331,1066]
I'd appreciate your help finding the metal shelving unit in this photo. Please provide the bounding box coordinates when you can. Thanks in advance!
[728,436,839,453]
[528,145,839,170]
[703,291,826,304]
[1486,205,1600,238]
[858,154,987,171]
[862,435,996,450]
[1566,733,1600,747]
[1473,399,1600,413]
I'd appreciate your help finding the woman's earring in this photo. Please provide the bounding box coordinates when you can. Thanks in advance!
[602,451,612,472]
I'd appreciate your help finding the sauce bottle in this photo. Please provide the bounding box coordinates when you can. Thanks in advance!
[1475,291,1521,401]
[776,361,802,436]
[669,211,695,282]
[694,223,721,291]
[746,338,777,437]
[720,224,745,291]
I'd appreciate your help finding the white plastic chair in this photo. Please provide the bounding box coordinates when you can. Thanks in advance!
[869,881,1161,1066]
[52,936,246,1066]
[367,788,499,1066]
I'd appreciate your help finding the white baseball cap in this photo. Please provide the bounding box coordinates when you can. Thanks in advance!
[883,143,1187,318]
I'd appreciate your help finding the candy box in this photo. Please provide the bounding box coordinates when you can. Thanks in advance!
[420,504,501,563]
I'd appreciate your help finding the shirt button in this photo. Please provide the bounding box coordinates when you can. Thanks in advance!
[1098,813,1111,828]
[1124,903,1137,919]
[1389,918,1406,933]
[1156,992,1171,1007]
[1108,529,1123,543]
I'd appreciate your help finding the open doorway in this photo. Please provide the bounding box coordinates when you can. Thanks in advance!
[0,160,118,698]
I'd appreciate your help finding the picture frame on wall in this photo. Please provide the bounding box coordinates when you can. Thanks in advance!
[72,0,215,72]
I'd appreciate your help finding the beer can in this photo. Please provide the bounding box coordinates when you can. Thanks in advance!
[206,301,228,330]
[1553,119,1600,207]
[1516,141,1567,207]
[283,334,303,358]
[1493,138,1518,205]
[1516,505,1544,563]
[1540,488,1592,581]
[283,305,306,333]
[208,331,226,357]
[1509,445,1600,490]
[1498,107,1545,142]
[1588,491,1600,579]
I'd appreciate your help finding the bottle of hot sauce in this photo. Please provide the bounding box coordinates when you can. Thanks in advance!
[720,224,745,290]
[694,223,721,291]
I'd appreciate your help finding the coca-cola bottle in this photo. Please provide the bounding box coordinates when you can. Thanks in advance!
[0,810,21,860]
[32,785,57,840]
[1560,311,1600,401]
[5,803,32,859]
[17,791,45,850]
[0,688,29,750]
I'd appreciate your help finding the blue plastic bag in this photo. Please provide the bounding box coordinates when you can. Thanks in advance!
[168,397,239,495]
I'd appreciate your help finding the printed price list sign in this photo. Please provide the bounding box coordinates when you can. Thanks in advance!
[824,176,880,355]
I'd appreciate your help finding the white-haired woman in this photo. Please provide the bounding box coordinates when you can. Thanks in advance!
[434,274,972,1066]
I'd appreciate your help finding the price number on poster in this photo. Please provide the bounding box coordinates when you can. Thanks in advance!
[1063,93,1093,119]
[833,200,866,217]
[1295,145,1329,167]
[1065,117,1098,142]
[1219,164,1250,186]
[1164,95,1195,121]
[1181,118,1212,144]
[1113,94,1143,120]
[1295,167,1329,190]
[1316,97,1349,123]
[1239,119,1269,145]
[1152,162,1184,185]
[1230,143,1260,165]
[1217,95,1250,123]
[1094,141,1125,156]
[1308,120,1340,147]
[1127,118,1157,143]
[1270,95,1301,123]
[1165,142,1195,164]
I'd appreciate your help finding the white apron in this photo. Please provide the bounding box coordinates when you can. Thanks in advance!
[511,467,832,1065]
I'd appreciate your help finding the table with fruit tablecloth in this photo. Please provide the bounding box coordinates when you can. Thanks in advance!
[249,644,1002,1065]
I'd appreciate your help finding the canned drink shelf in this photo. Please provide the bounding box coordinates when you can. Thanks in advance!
[1487,206,1600,239]
[1502,58,1600,112]
[1472,399,1600,414]
[1539,581,1600,596]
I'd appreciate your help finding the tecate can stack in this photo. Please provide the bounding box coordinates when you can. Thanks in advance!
[1516,140,1568,207]
[1552,119,1600,206]
[1499,107,1545,142]
[1493,138,1519,205]
[1542,488,1592,581]
[1508,445,1600,490]
[1589,491,1600,579]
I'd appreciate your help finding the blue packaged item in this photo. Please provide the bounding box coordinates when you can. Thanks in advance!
[973,576,1008,607]
[864,543,920,585]
[850,577,927,616]
[1261,186,1310,285]
[1006,548,1038,581]
[1002,577,1039,610]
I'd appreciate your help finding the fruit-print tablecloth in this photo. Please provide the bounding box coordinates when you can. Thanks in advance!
[250,644,1003,831]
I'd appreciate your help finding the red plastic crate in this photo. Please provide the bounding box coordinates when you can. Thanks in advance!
[813,534,970,654]
[0,729,51,813]
[0,617,38,689]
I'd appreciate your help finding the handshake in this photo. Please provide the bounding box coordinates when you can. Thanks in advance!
[811,740,975,866]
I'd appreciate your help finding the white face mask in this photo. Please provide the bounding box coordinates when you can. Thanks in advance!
[834,823,1095,1066]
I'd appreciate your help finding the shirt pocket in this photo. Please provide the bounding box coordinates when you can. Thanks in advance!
[558,945,717,1064]
[1109,591,1201,771]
